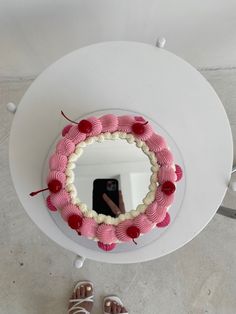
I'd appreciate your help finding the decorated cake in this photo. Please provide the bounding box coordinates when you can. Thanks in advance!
[30,112,183,251]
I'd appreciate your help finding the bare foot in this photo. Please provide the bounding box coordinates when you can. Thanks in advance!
[68,282,94,314]
[104,298,127,313]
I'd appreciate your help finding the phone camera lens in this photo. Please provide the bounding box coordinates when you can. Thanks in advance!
[107,180,116,191]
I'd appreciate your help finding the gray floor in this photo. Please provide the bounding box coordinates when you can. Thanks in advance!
[0,70,236,314]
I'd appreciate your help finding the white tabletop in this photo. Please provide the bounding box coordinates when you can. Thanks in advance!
[9,41,233,263]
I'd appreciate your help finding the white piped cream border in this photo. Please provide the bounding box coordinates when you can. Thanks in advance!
[65,132,159,225]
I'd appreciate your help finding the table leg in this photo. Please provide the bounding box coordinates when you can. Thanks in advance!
[156,37,166,48]
[73,255,85,268]
[217,166,236,219]
[6,102,17,113]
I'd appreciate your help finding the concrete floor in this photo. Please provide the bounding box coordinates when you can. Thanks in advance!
[0,70,236,314]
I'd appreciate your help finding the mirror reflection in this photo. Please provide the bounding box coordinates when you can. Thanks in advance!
[74,139,152,217]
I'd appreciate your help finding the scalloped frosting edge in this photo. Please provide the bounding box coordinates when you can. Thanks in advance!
[65,131,159,225]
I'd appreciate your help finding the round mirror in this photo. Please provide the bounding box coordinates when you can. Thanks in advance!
[73,137,152,218]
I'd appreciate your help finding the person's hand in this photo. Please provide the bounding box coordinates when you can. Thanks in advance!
[102,191,125,217]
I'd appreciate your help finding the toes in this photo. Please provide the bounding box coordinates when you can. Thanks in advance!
[111,301,117,313]
[105,299,125,314]
[80,285,85,298]
[85,284,93,297]
[76,287,81,299]
[104,300,111,313]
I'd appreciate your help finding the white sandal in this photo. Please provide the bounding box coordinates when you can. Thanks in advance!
[103,295,128,314]
[68,281,94,314]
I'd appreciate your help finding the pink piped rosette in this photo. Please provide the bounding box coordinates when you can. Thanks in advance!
[37,113,183,252]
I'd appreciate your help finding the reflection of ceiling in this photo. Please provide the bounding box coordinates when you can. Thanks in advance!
[78,140,149,165]
[1,0,236,78]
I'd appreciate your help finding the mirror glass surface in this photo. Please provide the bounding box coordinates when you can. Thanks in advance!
[74,139,152,217]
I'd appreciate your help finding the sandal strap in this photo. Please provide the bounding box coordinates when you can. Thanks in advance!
[70,309,89,314]
[68,296,93,314]
[69,296,94,304]
[68,304,90,314]
[104,312,128,314]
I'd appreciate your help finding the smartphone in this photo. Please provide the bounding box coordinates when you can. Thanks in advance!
[92,179,119,217]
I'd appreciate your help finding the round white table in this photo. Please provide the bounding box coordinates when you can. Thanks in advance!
[9,41,233,264]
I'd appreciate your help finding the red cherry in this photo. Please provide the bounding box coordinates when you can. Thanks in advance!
[126,226,140,239]
[156,212,170,228]
[161,181,176,195]
[78,120,92,133]
[132,122,145,135]
[175,164,183,181]
[46,195,57,211]
[134,116,146,122]
[97,242,116,251]
[62,124,72,136]
[61,112,92,134]
[30,179,62,197]
[48,179,62,193]
[68,214,82,229]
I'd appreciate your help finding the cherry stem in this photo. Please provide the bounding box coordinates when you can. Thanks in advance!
[132,239,138,245]
[30,187,49,197]
[143,121,148,125]
[61,110,78,124]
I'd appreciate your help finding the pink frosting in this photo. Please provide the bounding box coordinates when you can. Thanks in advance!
[61,204,82,221]
[115,220,134,242]
[98,242,117,251]
[50,189,70,208]
[175,164,183,181]
[46,195,57,211]
[155,186,175,207]
[49,153,67,172]
[132,122,153,141]
[62,124,73,136]
[156,212,171,227]
[133,214,154,234]
[46,114,178,244]
[56,138,75,156]
[117,115,135,132]
[79,217,98,238]
[156,148,174,166]
[86,117,103,136]
[158,166,177,184]
[145,202,167,223]
[65,125,86,144]
[96,224,117,244]
[146,133,167,152]
[99,114,118,132]
[47,170,66,187]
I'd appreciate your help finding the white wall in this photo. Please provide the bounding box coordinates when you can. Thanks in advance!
[1,0,236,78]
